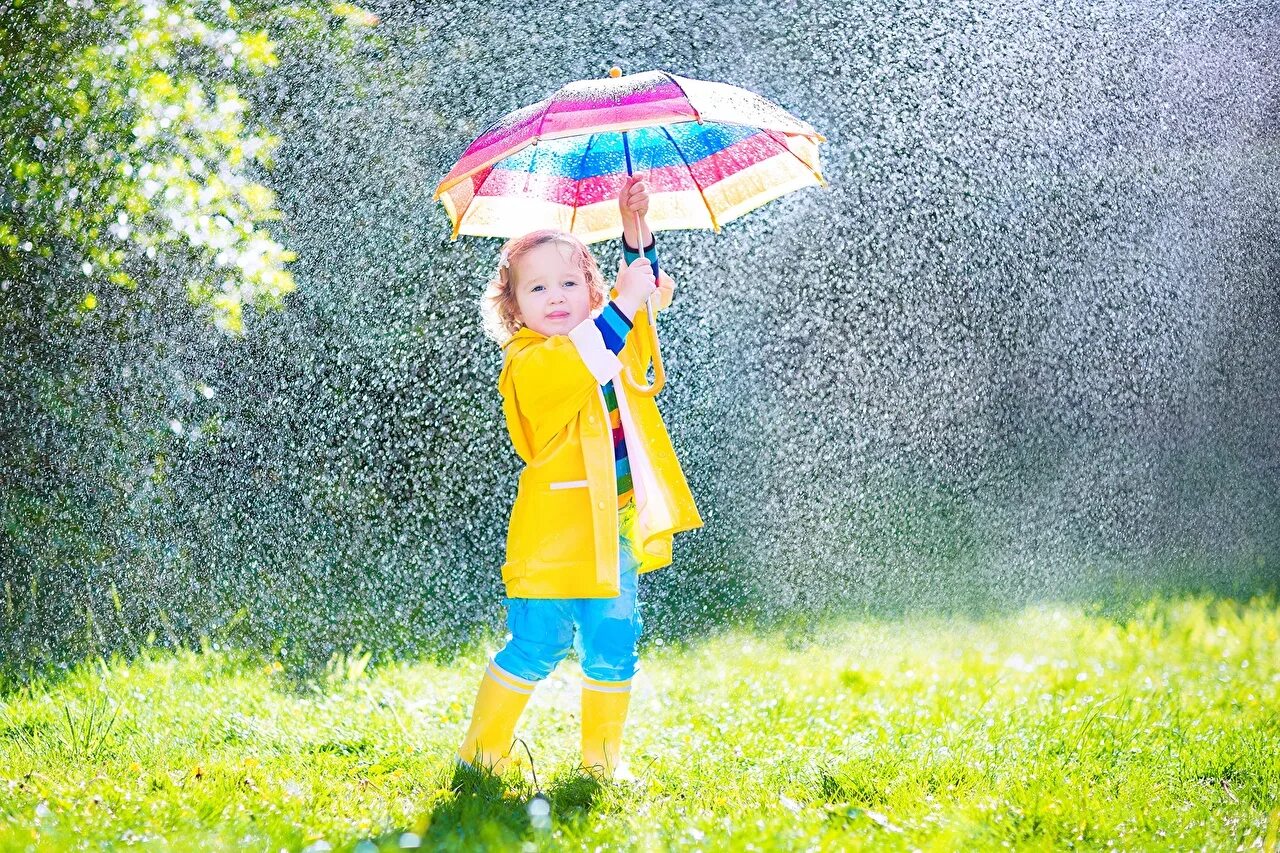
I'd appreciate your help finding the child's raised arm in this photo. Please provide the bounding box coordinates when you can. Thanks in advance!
[620,176,675,313]
[622,233,675,313]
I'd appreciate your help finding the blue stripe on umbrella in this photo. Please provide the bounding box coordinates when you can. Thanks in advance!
[487,122,760,180]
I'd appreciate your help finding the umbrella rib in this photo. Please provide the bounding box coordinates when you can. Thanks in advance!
[656,124,719,232]
[658,70,703,124]
[523,142,540,195]
[453,170,485,236]
[516,90,563,212]
[433,97,552,200]
[442,89,559,201]
[568,132,598,236]
[659,69,825,141]
[759,127,828,187]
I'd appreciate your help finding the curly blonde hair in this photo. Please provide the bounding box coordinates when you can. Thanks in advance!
[478,229,610,347]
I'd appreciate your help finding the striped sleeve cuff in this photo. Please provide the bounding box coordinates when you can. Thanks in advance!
[622,234,657,265]
[567,314,625,384]
[594,300,633,356]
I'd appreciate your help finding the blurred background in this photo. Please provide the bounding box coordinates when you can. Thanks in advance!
[3,0,1277,684]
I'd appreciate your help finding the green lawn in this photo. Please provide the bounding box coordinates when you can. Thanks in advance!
[1,592,1277,851]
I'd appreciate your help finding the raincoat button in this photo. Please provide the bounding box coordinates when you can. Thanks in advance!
[588,415,597,425]
[596,500,605,509]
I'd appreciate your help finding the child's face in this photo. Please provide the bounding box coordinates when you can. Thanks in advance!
[510,242,596,337]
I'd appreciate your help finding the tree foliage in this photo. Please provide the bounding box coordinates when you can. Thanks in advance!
[0,0,378,677]
[1,0,374,333]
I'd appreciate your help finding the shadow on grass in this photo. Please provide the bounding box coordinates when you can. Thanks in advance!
[414,759,619,850]
[545,770,606,818]
[415,760,537,850]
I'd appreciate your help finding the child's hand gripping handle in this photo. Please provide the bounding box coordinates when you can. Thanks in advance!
[615,254,666,398]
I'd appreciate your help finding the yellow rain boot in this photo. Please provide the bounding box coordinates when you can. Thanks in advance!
[580,675,634,780]
[456,659,535,776]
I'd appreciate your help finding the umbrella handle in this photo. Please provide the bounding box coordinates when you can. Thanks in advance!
[622,290,665,398]
[621,131,665,398]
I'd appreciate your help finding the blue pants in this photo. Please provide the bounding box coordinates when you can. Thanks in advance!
[493,499,645,683]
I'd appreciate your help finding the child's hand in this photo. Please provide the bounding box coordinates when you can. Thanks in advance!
[614,257,657,317]
[618,174,650,219]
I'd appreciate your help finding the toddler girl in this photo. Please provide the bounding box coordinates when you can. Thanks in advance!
[457,175,703,782]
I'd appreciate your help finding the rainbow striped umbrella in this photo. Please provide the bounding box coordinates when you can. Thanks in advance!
[432,68,828,244]
[433,68,827,396]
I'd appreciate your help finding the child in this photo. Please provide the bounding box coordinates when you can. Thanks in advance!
[457,175,704,783]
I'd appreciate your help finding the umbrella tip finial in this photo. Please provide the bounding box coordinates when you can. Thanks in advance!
[608,66,622,78]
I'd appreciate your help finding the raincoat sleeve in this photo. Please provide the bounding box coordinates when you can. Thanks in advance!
[499,302,636,463]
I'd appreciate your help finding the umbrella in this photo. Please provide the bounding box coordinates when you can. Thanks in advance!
[433,67,828,396]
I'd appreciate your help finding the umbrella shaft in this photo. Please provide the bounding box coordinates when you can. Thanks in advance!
[622,130,661,285]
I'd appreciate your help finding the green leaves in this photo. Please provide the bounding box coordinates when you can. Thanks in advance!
[0,0,352,335]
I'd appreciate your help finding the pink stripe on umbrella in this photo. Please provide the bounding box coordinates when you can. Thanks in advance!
[438,77,696,196]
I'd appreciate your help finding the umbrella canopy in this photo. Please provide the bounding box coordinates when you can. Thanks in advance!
[432,69,827,244]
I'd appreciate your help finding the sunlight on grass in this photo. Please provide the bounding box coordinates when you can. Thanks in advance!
[1,593,1277,850]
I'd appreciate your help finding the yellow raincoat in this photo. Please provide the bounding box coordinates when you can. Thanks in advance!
[498,286,704,598]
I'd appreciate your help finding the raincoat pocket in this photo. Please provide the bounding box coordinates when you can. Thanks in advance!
[531,481,594,565]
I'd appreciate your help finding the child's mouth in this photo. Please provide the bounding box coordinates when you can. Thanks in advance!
[547,312,569,319]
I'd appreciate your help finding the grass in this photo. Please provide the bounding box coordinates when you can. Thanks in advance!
[1,592,1277,851]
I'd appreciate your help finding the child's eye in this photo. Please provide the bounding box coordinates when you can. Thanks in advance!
[564,280,577,287]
